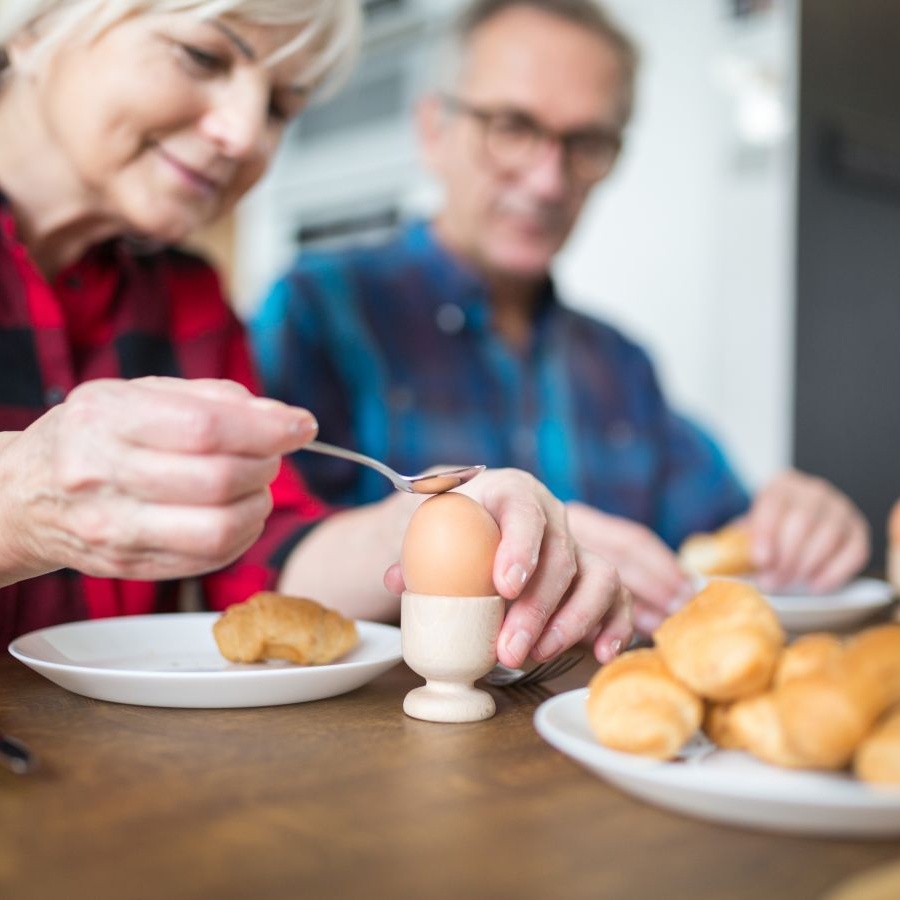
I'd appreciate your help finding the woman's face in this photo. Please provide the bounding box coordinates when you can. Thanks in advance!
[26,11,312,241]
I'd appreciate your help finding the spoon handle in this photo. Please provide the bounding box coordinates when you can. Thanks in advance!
[304,440,409,492]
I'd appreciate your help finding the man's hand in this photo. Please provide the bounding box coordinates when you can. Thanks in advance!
[566,501,694,637]
[746,469,870,592]
[0,377,317,585]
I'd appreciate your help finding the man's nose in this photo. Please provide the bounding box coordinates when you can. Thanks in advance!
[521,139,569,199]
[200,80,270,160]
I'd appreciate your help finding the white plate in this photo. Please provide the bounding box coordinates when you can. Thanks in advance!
[8,613,402,708]
[753,576,894,632]
[535,689,900,838]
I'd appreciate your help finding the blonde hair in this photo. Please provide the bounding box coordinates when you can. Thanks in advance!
[0,0,361,98]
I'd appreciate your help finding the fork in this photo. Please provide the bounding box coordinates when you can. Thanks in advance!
[304,440,485,495]
[483,650,585,687]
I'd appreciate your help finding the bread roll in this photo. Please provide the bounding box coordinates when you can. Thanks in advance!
[703,702,744,750]
[586,649,703,760]
[775,657,887,769]
[653,580,785,701]
[678,524,753,576]
[721,626,900,771]
[727,693,808,768]
[844,624,900,709]
[213,592,358,665]
[855,707,900,784]
[774,632,844,687]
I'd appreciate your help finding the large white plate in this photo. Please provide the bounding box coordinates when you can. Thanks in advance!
[8,613,401,708]
[535,689,900,838]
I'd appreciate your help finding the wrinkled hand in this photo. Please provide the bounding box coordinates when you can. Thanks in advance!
[746,469,870,591]
[384,470,633,668]
[566,501,694,637]
[0,377,317,584]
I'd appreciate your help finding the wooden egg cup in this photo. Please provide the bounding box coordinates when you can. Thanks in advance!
[401,591,504,723]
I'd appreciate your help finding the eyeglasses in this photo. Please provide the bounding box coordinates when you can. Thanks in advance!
[441,94,622,184]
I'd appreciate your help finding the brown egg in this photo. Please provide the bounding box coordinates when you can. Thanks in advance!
[401,492,501,596]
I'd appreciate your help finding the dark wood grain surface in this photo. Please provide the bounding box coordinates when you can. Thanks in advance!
[2,651,899,900]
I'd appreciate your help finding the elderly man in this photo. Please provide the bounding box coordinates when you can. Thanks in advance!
[252,0,869,634]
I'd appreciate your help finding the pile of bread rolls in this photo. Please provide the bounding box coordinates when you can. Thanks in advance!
[587,579,900,784]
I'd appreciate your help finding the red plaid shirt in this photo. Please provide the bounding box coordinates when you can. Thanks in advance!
[0,199,327,644]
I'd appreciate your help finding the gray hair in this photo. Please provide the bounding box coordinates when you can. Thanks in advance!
[0,0,361,98]
[435,0,639,126]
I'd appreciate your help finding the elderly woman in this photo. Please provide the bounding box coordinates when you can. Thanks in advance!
[0,0,631,667]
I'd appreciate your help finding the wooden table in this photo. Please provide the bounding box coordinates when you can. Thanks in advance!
[2,653,899,900]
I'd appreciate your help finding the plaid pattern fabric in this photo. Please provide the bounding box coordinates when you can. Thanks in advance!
[0,199,326,644]
[252,220,749,548]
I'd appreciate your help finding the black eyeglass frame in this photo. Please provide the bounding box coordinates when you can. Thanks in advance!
[440,93,623,183]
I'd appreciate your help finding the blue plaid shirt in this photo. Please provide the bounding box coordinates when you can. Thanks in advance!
[252,220,749,548]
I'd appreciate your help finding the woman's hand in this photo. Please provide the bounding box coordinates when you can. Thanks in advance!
[0,377,317,585]
[385,469,633,668]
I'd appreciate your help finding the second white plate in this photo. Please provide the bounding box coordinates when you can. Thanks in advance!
[758,576,895,632]
[535,689,900,838]
[9,613,402,708]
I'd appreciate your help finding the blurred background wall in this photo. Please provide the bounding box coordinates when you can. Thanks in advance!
[218,0,898,558]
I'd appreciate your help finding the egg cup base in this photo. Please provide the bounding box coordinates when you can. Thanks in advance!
[403,682,496,723]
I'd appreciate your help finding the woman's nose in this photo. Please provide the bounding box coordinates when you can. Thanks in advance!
[200,80,271,160]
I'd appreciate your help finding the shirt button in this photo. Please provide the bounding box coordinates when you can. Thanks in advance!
[388,386,415,412]
[64,275,82,290]
[435,303,466,335]
[607,420,636,447]
[45,385,66,406]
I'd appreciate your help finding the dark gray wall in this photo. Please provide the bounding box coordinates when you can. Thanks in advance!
[794,0,900,563]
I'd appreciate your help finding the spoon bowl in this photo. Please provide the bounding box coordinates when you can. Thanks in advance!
[304,440,485,495]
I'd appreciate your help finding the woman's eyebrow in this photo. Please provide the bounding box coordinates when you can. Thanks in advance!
[212,21,256,60]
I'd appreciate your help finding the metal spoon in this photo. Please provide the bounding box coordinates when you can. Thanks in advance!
[304,440,485,495]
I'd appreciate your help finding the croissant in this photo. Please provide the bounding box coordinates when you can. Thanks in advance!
[653,580,785,701]
[586,649,703,760]
[773,632,844,688]
[707,633,843,766]
[855,707,900,784]
[213,592,358,665]
[678,524,753,577]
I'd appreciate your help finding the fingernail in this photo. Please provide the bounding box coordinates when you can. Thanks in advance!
[505,629,532,664]
[504,563,528,590]
[287,413,318,439]
[536,627,564,660]
[599,638,623,665]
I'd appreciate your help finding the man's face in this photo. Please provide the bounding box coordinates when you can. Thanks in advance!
[421,7,627,280]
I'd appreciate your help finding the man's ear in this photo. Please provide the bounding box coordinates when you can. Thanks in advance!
[415,94,448,174]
